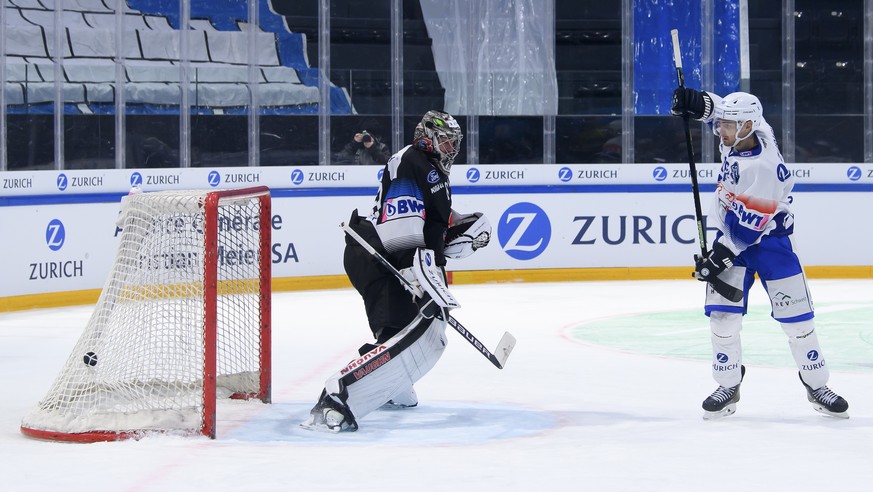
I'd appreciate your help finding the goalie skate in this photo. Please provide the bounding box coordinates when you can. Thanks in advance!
[300,392,358,433]
[702,365,745,420]
[381,387,418,410]
[799,373,849,419]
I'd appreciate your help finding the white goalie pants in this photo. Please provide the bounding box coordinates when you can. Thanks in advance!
[710,312,829,389]
[324,313,448,422]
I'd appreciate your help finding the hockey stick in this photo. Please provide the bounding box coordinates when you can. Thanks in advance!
[670,29,744,303]
[340,221,516,369]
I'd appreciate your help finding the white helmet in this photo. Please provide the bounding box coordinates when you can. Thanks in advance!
[712,92,762,144]
[413,110,463,175]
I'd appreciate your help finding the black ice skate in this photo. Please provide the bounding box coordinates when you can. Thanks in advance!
[799,372,849,419]
[702,365,745,420]
[300,391,359,432]
[381,386,418,410]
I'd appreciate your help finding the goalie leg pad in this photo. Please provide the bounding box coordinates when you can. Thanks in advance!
[321,314,448,424]
[412,249,459,309]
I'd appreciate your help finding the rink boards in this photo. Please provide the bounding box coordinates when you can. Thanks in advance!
[1,163,871,307]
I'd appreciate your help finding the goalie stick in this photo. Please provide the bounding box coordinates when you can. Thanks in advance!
[670,29,744,303]
[340,221,516,369]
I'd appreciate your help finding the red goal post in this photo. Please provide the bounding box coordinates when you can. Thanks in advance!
[20,186,272,442]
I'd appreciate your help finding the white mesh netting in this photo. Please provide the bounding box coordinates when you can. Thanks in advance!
[21,189,269,439]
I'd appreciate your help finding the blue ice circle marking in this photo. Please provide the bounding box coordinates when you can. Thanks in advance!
[290,169,305,185]
[241,402,557,445]
[45,219,66,251]
[652,166,667,181]
[847,166,861,181]
[466,167,480,183]
[207,170,221,187]
[498,202,551,261]
[558,167,572,182]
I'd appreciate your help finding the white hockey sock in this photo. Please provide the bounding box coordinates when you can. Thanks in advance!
[710,312,743,387]
[782,319,829,389]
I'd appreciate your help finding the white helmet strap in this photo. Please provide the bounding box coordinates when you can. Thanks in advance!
[733,120,754,144]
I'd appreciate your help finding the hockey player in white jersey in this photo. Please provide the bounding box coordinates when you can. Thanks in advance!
[671,88,848,420]
[301,110,492,432]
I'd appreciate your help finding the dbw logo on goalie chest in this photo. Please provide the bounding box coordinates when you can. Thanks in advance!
[497,202,551,260]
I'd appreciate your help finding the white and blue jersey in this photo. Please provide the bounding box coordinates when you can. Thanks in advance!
[702,94,813,322]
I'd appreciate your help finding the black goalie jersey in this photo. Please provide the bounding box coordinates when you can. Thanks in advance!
[370,144,452,268]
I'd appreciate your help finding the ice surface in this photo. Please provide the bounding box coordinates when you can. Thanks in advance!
[2,279,872,491]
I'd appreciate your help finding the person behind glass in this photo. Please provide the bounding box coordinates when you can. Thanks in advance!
[301,110,492,432]
[671,87,849,420]
[336,129,390,166]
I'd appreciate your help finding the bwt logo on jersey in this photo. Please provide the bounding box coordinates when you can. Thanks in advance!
[381,196,425,221]
[652,167,667,182]
[57,173,103,191]
[466,167,480,183]
[45,219,66,251]
[558,167,572,182]
[207,171,221,187]
[730,201,769,231]
[846,166,862,181]
[290,169,305,185]
[497,202,551,260]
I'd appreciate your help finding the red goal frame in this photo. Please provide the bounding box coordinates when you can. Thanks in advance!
[20,186,272,442]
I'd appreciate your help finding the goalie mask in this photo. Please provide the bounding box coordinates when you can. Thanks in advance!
[444,212,491,259]
[413,110,463,175]
[712,92,762,145]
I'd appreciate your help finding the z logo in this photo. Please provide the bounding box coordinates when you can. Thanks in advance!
[497,202,551,261]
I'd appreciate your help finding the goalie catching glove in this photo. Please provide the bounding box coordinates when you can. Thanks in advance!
[444,212,491,259]
[693,241,736,282]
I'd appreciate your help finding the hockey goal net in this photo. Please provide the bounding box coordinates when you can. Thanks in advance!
[20,187,272,442]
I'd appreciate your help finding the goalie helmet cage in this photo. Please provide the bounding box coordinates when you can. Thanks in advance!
[20,187,272,442]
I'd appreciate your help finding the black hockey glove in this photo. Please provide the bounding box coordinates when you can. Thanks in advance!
[671,87,713,120]
[693,241,736,282]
